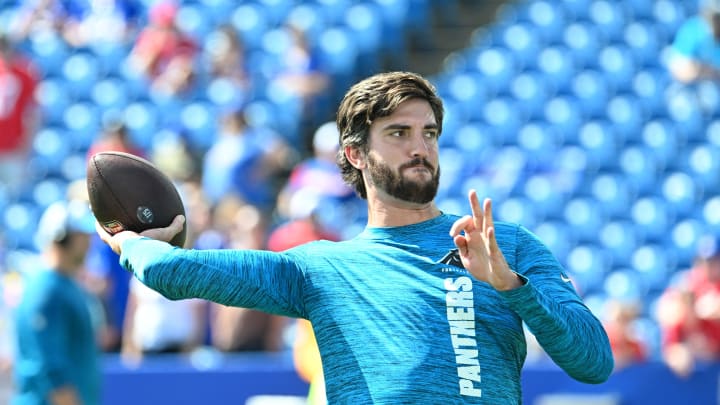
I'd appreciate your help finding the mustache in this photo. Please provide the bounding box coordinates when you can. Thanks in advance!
[400,158,435,172]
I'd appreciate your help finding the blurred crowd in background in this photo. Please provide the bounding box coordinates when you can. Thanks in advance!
[2,0,720,398]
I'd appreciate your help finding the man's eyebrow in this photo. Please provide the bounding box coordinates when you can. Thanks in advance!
[381,123,439,131]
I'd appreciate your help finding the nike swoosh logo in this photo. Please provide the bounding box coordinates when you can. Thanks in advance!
[560,274,572,283]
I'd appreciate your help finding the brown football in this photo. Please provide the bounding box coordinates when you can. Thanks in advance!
[86,151,187,247]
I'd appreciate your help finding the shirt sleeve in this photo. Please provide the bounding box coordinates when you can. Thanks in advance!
[671,18,703,58]
[120,237,308,318]
[498,225,614,384]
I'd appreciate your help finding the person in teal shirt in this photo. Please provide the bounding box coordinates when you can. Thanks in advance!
[13,200,101,405]
[98,71,613,403]
[668,0,720,83]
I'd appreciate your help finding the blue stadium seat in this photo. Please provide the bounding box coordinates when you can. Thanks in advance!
[35,77,72,126]
[316,0,353,26]
[2,201,41,251]
[205,77,247,110]
[515,0,567,44]
[91,76,131,116]
[618,145,660,194]
[631,196,674,243]
[695,80,720,118]
[532,220,576,263]
[606,94,644,142]
[536,46,576,94]
[231,3,271,51]
[570,69,611,120]
[702,196,720,229]
[176,3,215,39]
[180,101,219,152]
[31,177,68,211]
[553,144,589,174]
[566,244,611,295]
[31,127,72,176]
[197,0,237,25]
[563,197,607,242]
[471,46,518,96]
[658,172,702,216]
[286,2,328,43]
[652,0,687,39]
[669,217,707,267]
[481,97,523,142]
[28,31,71,76]
[62,51,101,100]
[632,69,671,118]
[510,71,551,120]
[640,118,679,170]
[343,3,383,75]
[559,0,593,21]
[632,243,676,293]
[598,220,639,268]
[123,100,160,150]
[497,22,542,70]
[437,148,466,198]
[590,172,635,220]
[521,172,567,219]
[450,122,499,161]
[665,87,707,141]
[443,72,488,120]
[597,44,637,93]
[515,121,561,167]
[60,152,90,182]
[588,0,628,43]
[681,144,720,193]
[625,0,657,21]
[62,102,101,151]
[603,269,646,302]
[562,21,603,69]
[496,196,539,229]
[255,0,295,26]
[623,21,662,68]
[543,95,583,142]
[577,119,619,171]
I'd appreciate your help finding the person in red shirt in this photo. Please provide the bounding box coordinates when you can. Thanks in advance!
[657,235,720,377]
[603,299,648,370]
[0,33,39,195]
[127,0,197,96]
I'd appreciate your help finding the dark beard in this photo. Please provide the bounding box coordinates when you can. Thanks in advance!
[366,153,440,204]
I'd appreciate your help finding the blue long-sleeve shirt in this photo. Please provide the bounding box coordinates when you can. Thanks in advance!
[121,214,613,403]
[13,270,101,405]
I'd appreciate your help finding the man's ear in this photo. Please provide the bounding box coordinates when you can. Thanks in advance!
[345,145,365,169]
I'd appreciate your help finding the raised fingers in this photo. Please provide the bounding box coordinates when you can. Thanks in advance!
[449,215,474,238]
[469,189,484,230]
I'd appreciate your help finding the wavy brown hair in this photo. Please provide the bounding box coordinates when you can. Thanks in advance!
[335,71,444,199]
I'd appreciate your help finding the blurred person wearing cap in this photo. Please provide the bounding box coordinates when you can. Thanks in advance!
[667,0,720,83]
[656,234,720,377]
[11,200,101,405]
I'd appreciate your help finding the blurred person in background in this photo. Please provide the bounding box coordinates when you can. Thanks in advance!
[0,33,39,197]
[602,299,648,370]
[12,199,101,405]
[667,0,720,84]
[121,277,207,364]
[272,23,331,152]
[204,23,252,106]
[86,118,144,159]
[204,196,287,353]
[127,0,198,97]
[657,235,720,377]
[201,106,297,214]
[60,0,141,47]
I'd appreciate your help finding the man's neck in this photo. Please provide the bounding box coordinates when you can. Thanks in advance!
[365,194,441,227]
